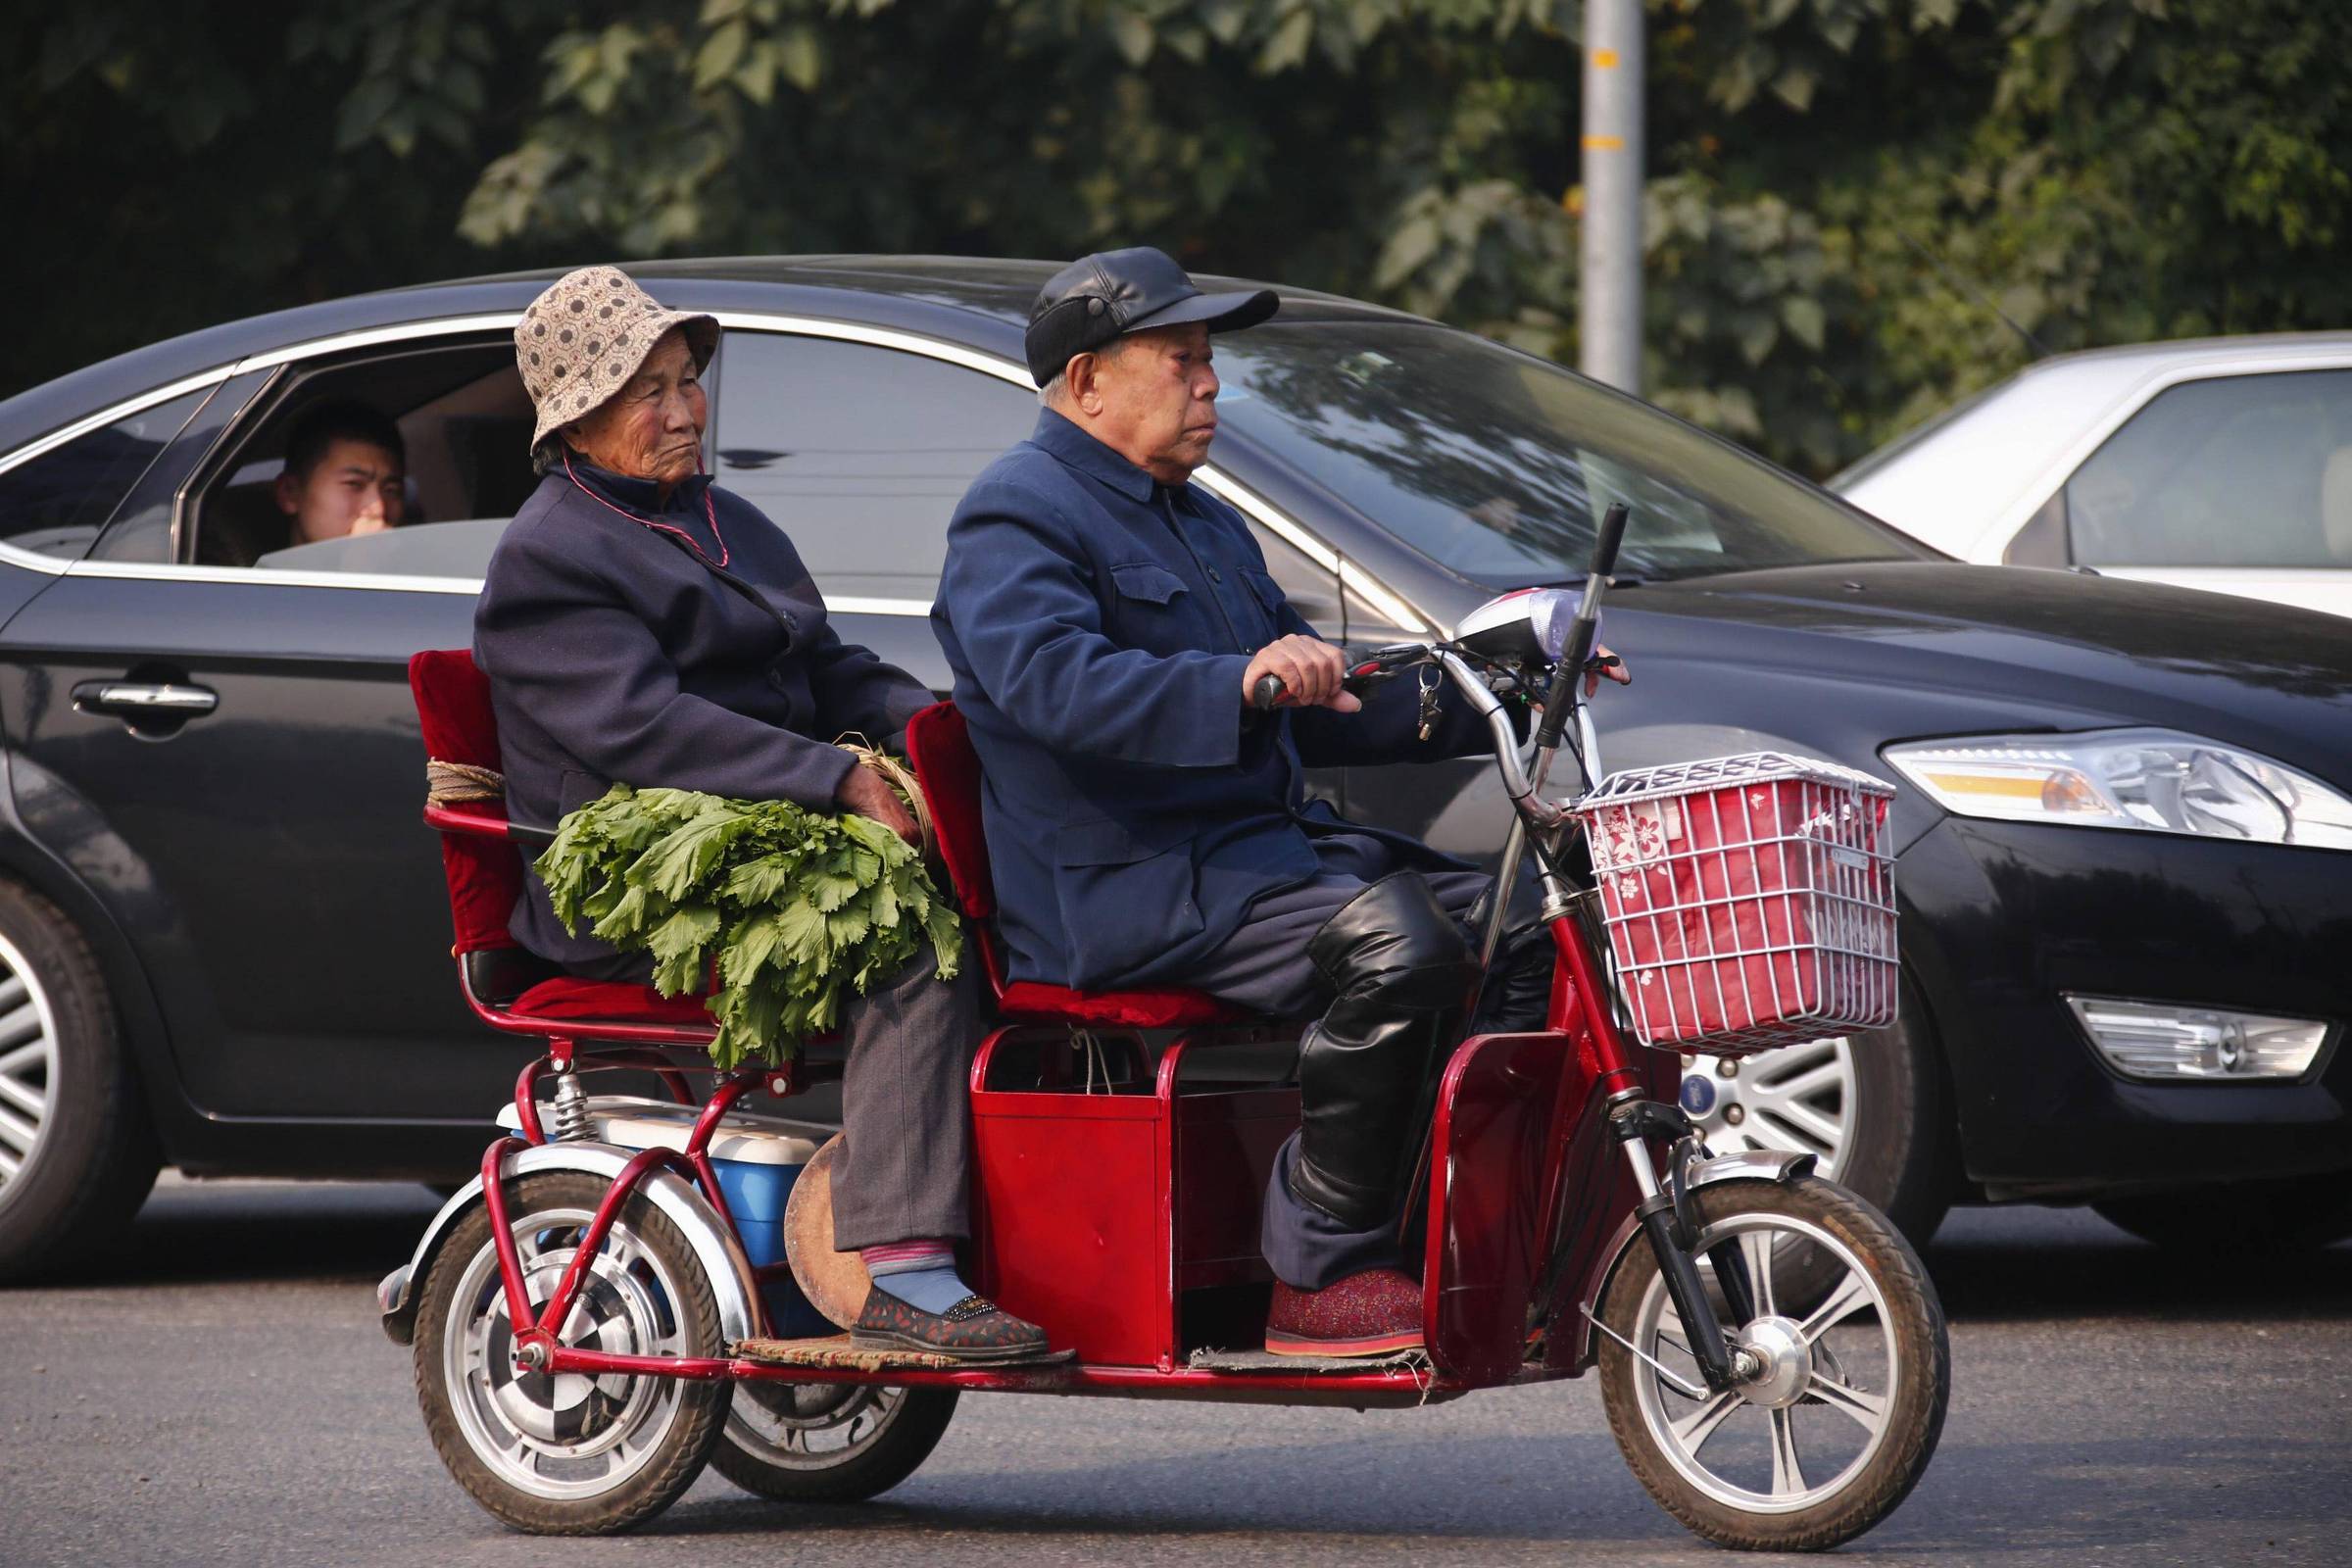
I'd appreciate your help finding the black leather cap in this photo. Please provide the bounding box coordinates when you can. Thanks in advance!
[1024,246,1279,386]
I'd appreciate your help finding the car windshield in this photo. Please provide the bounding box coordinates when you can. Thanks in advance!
[1212,322,1929,586]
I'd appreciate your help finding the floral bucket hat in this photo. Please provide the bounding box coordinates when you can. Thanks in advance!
[514,266,719,462]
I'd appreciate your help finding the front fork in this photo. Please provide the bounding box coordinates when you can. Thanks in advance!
[1608,1093,1764,1393]
[1546,892,1763,1395]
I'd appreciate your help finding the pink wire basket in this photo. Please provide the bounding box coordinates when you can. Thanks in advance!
[1572,753,1900,1056]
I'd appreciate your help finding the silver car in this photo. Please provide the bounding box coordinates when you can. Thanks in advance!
[1835,333,2352,618]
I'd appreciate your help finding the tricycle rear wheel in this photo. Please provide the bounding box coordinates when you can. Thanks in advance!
[714,1384,958,1502]
[1596,1175,1947,1552]
[412,1172,732,1535]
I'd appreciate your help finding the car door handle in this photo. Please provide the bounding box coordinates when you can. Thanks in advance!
[72,681,220,718]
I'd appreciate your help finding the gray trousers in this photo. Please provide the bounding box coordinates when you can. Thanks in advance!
[1177,845,1491,1292]
[569,946,979,1252]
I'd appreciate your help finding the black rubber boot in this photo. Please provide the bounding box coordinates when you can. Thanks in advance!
[1461,878,1557,1036]
[1289,873,1479,1231]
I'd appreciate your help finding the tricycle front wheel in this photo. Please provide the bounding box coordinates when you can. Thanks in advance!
[715,1384,958,1503]
[1596,1175,1948,1552]
[412,1172,732,1535]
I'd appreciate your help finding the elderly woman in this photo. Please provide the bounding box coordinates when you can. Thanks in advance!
[475,266,1048,1363]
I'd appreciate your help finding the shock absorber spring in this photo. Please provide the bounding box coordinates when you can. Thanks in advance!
[549,1071,595,1143]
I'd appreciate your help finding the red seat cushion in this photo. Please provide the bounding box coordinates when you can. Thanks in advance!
[906,701,1250,1030]
[509,977,716,1027]
[996,980,1243,1029]
[905,702,995,921]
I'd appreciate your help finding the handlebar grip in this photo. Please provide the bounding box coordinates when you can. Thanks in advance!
[1252,669,1383,711]
[1589,499,1631,583]
[1533,502,1632,749]
[1531,672,1578,750]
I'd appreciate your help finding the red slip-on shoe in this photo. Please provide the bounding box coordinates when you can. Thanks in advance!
[1264,1267,1425,1357]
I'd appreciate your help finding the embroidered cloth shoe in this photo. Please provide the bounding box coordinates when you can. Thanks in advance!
[851,1285,1055,1365]
[1264,1267,1425,1357]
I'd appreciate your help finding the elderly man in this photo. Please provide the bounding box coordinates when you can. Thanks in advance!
[933,248,1613,1357]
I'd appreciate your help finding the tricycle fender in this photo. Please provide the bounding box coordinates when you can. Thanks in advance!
[376,1141,762,1348]
[1572,1149,1819,1364]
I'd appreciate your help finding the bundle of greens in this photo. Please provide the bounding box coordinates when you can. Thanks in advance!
[535,782,961,1068]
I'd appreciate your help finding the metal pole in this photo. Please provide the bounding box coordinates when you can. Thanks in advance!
[1579,0,1643,395]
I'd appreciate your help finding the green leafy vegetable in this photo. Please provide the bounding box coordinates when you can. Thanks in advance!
[536,780,960,1068]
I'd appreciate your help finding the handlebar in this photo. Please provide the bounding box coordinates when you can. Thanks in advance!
[1249,666,1387,711]
[1535,501,1628,750]
[1250,499,1633,821]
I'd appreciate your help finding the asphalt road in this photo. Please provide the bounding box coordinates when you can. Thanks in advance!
[3,1177,2345,1568]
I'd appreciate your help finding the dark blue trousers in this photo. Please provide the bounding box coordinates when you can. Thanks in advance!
[1173,839,1490,1291]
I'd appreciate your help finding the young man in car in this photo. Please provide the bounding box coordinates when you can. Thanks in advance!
[931,247,1626,1358]
[203,400,411,567]
[274,400,408,546]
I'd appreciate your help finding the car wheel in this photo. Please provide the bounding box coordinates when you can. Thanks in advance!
[1676,973,1952,1250]
[0,879,160,1280]
[2093,1179,2352,1255]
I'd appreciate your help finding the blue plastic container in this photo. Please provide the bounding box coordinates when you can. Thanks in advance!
[702,1150,833,1338]
[501,1097,834,1338]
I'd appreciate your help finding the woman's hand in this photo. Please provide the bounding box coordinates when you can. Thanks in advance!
[837,764,921,848]
[1585,643,1633,698]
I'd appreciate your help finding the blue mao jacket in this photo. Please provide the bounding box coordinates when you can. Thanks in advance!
[932,410,1491,993]
[475,460,931,970]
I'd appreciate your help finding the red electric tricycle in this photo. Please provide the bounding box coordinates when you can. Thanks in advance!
[381,510,1947,1550]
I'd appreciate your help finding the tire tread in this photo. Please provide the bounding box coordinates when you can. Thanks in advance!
[0,879,158,1281]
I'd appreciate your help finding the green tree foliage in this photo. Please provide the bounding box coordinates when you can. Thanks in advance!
[8,0,2351,474]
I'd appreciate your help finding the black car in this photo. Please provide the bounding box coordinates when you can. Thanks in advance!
[0,258,2345,1277]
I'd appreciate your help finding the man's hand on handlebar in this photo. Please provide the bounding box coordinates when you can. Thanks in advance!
[1243,635,1362,713]
[1586,644,1632,698]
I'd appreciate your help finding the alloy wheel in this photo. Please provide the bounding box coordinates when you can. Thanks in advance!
[728,1383,911,1469]
[1630,1210,1899,1512]
[0,941,61,1193]
[1679,1037,1854,1177]
[441,1203,702,1501]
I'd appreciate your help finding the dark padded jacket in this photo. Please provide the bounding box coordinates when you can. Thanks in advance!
[474,460,929,968]
[932,411,1490,993]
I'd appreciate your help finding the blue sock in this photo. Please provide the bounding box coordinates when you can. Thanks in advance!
[869,1263,973,1315]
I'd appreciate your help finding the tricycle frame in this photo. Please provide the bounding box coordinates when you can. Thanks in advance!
[433,897,1675,1412]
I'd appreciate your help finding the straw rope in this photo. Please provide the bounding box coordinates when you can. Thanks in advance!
[425,759,506,806]
[836,736,937,861]
[423,743,930,859]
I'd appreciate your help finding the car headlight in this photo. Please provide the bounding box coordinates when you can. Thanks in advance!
[1883,729,2352,850]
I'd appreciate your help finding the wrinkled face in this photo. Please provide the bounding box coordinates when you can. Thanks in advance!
[276,438,406,544]
[565,327,707,489]
[1086,322,1220,483]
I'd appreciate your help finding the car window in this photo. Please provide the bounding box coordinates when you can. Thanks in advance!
[1212,323,1927,587]
[2066,370,2352,569]
[172,337,537,576]
[1252,524,1343,635]
[713,333,1040,602]
[0,386,215,563]
[251,517,512,578]
[87,369,277,564]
